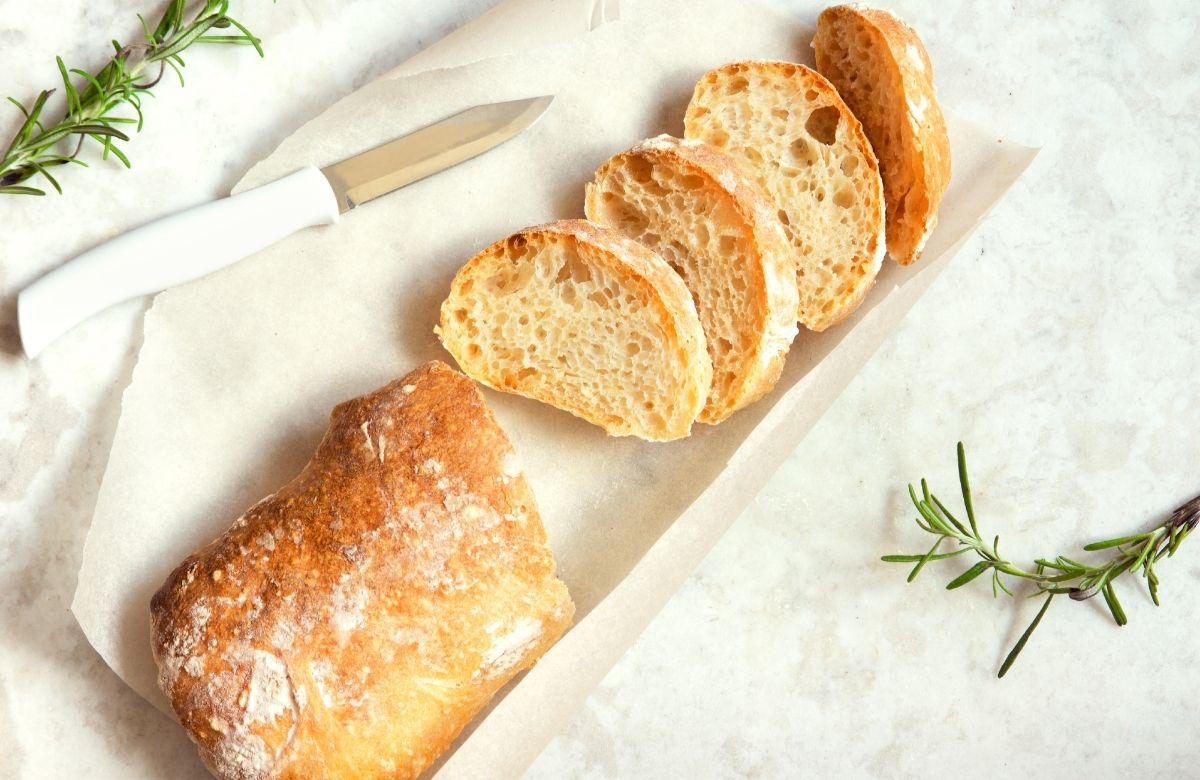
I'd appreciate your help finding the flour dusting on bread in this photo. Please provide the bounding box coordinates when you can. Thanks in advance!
[151,362,574,779]
[480,617,543,679]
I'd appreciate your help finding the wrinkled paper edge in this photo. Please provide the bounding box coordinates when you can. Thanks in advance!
[386,0,620,79]
[436,130,1038,778]
[70,0,620,720]
[68,0,1038,777]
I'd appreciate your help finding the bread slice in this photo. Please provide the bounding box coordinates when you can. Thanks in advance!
[684,60,885,332]
[584,136,799,424]
[814,5,952,265]
[151,361,574,780]
[437,219,712,441]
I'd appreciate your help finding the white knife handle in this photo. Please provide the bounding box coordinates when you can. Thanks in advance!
[17,166,340,358]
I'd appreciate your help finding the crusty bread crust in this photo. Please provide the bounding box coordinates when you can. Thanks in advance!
[684,60,886,331]
[814,4,952,265]
[585,136,798,423]
[150,361,574,780]
[438,220,712,441]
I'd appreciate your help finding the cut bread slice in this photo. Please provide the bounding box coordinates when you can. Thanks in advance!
[585,135,799,424]
[814,5,951,266]
[684,60,885,332]
[437,219,712,441]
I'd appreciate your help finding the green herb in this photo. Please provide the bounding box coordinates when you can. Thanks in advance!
[1,0,263,196]
[884,442,1199,678]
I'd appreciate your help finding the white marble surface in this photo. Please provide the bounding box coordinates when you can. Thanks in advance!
[1,1,1197,778]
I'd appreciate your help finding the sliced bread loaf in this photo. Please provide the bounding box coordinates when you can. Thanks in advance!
[684,60,885,331]
[814,5,951,266]
[437,219,712,441]
[584,135,798,424]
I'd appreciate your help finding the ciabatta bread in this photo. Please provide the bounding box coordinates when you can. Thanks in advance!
[438,220,712,441]
[814,5,952,265]
[684,60,885,331]
[585,136,798,424]
[150,361,574,780]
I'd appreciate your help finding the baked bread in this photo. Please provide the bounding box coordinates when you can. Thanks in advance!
[684,60,885,332]
[150,361,574,780]
[584,136,799,424]
[813,4,952,265]
[437,219,712,441]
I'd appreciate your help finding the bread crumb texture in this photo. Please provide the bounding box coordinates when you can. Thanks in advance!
[585,136,797,424]
[684,60,886,330]
[813,5,951,265]
[151,361,574,780]
[438,219,712,441]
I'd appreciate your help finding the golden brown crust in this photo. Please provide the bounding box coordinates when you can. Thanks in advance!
[150,361,573,780]
[437,219,712,441]
[683,60,886,331]
[815,5,952,265]
[583,136,798,423]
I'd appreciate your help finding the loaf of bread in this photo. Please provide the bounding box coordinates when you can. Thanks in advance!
[814,4,952,265]
[150,361,574,780]
[585,135,798,424]
[684,60,885,332]
[438,219,712,441]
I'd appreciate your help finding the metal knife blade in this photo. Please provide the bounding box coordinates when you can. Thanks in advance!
[320,95,555,213]
[17,95,556,358]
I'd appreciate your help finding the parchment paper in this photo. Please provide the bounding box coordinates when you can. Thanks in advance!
[73,0,1037,775]
[387,0,620,79]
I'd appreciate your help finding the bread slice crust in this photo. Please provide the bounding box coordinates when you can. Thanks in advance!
[684,60,886,332]
[438,219,712,441]
[585,135,798,424]
[814,4,952,265]
[151,361,574,780]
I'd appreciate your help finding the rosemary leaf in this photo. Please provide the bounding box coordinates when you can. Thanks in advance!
[1101,583,1128,627]
[1128,531,1161,576]
[957,441,979,537]
[1082,534,1146,551]
[998,594,1054,679]
[882,548,972,563]
[29,161,62,194]
[56,57,80,115]
[930,494,969,536]
[1,0,265,196]
[946,560,992,590]
[907,536,946,583]
[883,443,1199,677]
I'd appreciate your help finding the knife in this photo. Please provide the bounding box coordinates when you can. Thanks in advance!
[17,95,555,358]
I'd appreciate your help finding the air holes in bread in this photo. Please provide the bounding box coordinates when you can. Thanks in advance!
[684,60,886,330]
[805,106,840,145]
[439,221,712,440]
[585,138,799,424]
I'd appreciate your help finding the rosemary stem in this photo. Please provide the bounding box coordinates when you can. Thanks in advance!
[1,1,263,195]
[884,444,1200,676]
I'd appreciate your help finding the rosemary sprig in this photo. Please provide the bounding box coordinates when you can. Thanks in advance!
[884,443,1200,678]
[1,0,263,196]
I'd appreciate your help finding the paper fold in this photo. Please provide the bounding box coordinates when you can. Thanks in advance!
[72,0,1035,776]
[386,0,620,79]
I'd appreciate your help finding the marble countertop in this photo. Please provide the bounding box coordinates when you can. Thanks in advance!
[2,1,1197,778]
